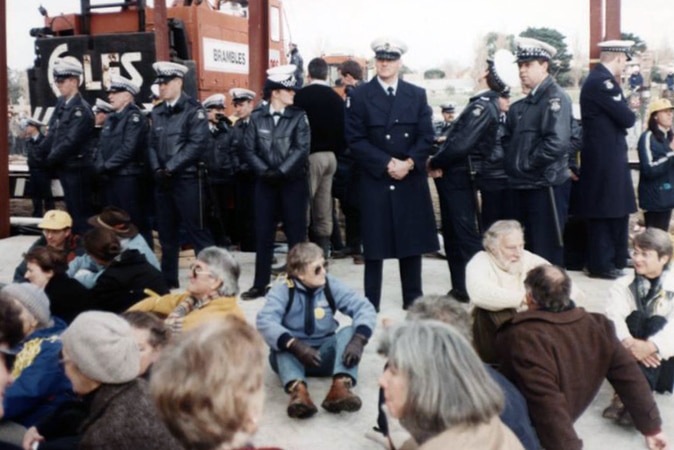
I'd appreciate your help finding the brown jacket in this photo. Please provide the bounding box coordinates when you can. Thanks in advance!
[496,307,661,450]
[79,379,181,450]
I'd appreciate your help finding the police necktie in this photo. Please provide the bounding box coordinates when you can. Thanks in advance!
[387,86,395,106]
[272,111,282,126]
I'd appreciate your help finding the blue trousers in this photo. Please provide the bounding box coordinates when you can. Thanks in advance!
[269,327,358,391]
[155,177,214,287]
[252,177,308,289]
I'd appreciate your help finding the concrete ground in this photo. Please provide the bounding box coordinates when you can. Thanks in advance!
[0,235,671,450]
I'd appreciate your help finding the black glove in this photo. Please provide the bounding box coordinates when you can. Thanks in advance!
[288,339,322,368]
[342,333,368,368]
[154,169,172,191]
[262,168,284,185]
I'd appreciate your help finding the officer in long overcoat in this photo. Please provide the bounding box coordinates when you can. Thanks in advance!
[578,40,637,279]
[345,37,438,311]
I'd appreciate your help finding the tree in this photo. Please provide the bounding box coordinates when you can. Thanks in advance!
[519,27,573,87]
[8,69,23,104]
[424,68,445,80]
[621,32,647,55]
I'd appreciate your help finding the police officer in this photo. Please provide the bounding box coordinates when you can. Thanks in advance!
[345,37,438,311]
[148,61,214,288]
[202,93,237,247]
[229,87,257,252]
[434,103,456,140]
[578,40,637,279]
[95,75,152,246]
[504,37,572,266]
[427,50,518,302]
[41,56,95,234]
[240,65,311,300]
[21,118,54,217]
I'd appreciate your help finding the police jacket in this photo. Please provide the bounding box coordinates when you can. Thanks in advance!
[42,93,94,169]
[504,76,572,189]
[95,103,148,176]
[242,104,311,179]
[148,92,209,177]
[205,121,238,183]
[231,118,251,174]
[429,90,501,180]
[478,118,509,191]
[25,133,47,170]
[637,130,674,212]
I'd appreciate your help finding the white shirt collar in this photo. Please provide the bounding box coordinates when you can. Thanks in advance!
[377,77,399,95]
[309,79,331,87]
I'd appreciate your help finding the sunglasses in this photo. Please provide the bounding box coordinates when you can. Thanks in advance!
[190,264,213,279]
[312,261,328,276]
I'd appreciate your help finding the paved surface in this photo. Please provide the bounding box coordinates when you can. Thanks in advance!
[1,235,671,450]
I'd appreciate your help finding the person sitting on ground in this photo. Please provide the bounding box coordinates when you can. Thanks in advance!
[67,207,160,285]
[121,311,171,378]
[151,317,283,450]
[496,264,668,450]
[603,228,674,424]
[0,284,72,443]
[256,242,377,419]
[23,246,89,324]
[0,300,25,450]
[84,228,169,312]
[129,247,244,335]
[378,320,524,450]
[22,311,181,450]
[13,210,85,283]
[369,295,539,450]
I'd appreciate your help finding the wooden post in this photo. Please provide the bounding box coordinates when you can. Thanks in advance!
[154,0,170,61]
[0,0,10,237]
[248,0,270,99]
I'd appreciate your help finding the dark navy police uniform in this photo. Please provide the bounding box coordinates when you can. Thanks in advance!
[25,131,55,217]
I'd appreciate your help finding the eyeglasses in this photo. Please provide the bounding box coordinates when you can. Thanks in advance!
[312,261,328,276]
[190,264,213,279]
[630,249,657,258]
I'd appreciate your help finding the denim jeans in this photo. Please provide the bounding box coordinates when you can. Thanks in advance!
[270,326,358,390]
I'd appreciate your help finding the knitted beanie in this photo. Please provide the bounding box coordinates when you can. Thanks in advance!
[1,283,52,328]
[62,311,140,384]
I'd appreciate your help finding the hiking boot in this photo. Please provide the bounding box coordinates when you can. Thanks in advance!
[321,375,362,413]
[602,393,625,420]
[287,381,317,419]
[618,410,634,427]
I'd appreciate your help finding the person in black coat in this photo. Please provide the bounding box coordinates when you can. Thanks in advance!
[240,65,311,300]
[40,57,95,234]
[504,37,572,267]
[83,228,169,313]
[23,246,89,325]
[578,40,637,279]
[345,37,438,311]
[21,118,54,218]
[637,99,674,231]
[148,61,214,288]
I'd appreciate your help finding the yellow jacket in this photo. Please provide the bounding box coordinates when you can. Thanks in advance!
[128,292,245,331]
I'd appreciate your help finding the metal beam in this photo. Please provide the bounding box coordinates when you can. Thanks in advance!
[248,0,270,100]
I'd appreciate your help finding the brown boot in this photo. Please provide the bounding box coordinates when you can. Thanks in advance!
[286,381,317,419]
[321,375,362,413]
[602,393,625,420]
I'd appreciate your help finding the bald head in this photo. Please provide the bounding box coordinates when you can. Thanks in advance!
[524,265,572,312]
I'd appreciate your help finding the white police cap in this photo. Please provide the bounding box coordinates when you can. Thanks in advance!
[440,103,456,113]
[265,64,297,90]
[109,74,140,95]
[598,40,635,61]
[229,87,256,102]
[487,49,519,94]
[152,61,189,83]
[371,37,407,60]
[53,56,83,79]
[93,98,115,114]
[515,37,558,62]
[203,93,226,109]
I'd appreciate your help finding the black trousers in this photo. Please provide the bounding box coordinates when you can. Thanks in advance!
[104,175,152,247]
[155,177,214,287]
[481,188,517,231]
[511,186,568,266]
[364,255,422,311]
[586,216,629,274]
[29,169,55,217]
[235,173,256,252]
[252,177,308,290]
[644,210,672,232]
[206,181,236,248]
[58,167,94,235]
[434,177,482,296]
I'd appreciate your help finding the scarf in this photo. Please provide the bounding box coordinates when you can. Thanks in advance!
[165,292,220,335]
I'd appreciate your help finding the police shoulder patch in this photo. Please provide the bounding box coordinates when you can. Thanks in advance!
[131,113,141,123]
[197,110,206,120]
[549,97,561,112]
[603,79,614,90]
[472,104,484,117]
[74,109,83,117]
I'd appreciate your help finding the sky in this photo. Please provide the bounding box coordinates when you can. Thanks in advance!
[8,0,674,71]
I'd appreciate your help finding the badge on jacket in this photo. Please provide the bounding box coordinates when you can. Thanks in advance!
[314,307,326,320]
[603,80,614,90]
[132,114,140,123]
[472,105,484,117]
[198,110,206,120]
[549,98,561,112]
